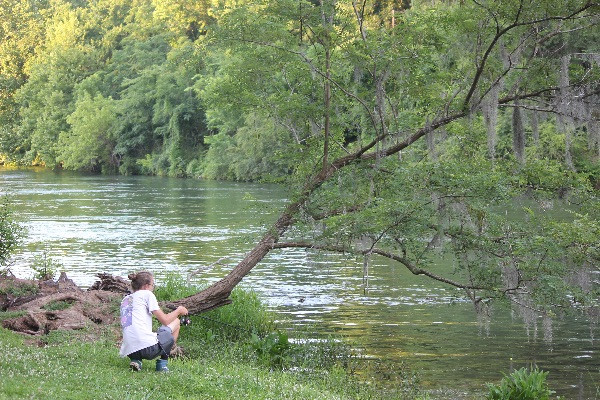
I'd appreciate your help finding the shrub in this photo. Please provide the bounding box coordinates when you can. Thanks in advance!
[0,196,23,268]
[153,272,198,301]
[30,252,62,280]
[204,287,276,339]
[250,331,294,370]
[486,367,557,400]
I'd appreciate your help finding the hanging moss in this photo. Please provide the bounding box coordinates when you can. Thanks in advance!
[530,110,539,147]
[483,82,500,160]
[512,100,525,165]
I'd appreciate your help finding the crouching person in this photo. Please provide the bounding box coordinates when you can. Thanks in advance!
[119,271,188,372]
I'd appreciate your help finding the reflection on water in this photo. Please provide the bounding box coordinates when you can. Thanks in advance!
[1,168,598,399]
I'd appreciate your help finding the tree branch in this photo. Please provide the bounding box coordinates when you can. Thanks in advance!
[463,2,597,111]
[272,241,487,290]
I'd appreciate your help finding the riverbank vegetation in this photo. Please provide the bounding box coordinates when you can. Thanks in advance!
[0,274,425,399]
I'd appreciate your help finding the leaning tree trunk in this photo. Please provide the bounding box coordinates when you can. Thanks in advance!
[163,237,274,314]
[163,194,304,314]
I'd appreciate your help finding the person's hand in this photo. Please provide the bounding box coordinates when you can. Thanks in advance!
[177,306,188,316]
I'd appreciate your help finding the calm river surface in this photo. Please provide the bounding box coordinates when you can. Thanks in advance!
[1,167,598,399]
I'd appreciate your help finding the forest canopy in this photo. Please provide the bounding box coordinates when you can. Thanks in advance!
[1,0,599,322]
[1,0,597,183]
[0,0,600,180]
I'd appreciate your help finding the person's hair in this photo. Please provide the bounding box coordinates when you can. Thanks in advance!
[128,271,154,291]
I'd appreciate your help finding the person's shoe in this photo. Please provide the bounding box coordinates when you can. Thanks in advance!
[156,359,169,372]
[129,360,142,371]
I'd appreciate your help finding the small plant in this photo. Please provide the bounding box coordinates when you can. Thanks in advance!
[250,331,294,370]
[43,299,74,311]
[486,366,556,400]
[31,252,62,281]
[0,282,39,298]
[0,266,13,278]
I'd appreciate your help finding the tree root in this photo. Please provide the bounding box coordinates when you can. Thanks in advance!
[1,273,123,337]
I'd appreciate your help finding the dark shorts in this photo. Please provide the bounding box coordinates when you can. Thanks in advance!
[127,326,175,360]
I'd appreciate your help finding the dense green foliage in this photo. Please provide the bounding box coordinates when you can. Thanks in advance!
[1,0,208,176]
[4,1,595,183]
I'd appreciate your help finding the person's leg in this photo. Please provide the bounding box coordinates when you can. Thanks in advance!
[128,349,144,371]
[155,324,178,371]
[127,344,161,371]
[155,357,169,372]
[167,317,181,343]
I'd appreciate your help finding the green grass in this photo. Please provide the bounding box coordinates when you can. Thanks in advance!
[0,276,424,399]
[0,281,39,297]
[0,328,363,400]
[0,310,26,322]
[42,299,74,311]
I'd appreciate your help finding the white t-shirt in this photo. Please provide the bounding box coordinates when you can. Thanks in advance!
[119,290,160,357]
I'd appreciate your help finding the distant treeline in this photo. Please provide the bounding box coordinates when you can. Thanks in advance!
[0,0,598,185]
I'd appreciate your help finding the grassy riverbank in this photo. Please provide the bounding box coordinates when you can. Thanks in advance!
[0,277,424,400]
[0,329,375,399]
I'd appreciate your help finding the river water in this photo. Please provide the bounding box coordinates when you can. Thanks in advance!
[1,167,598,399]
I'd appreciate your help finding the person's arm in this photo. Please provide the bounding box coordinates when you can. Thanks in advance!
[152,306,188,326]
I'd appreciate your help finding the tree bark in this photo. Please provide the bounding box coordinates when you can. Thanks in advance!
[164,207,299,313]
